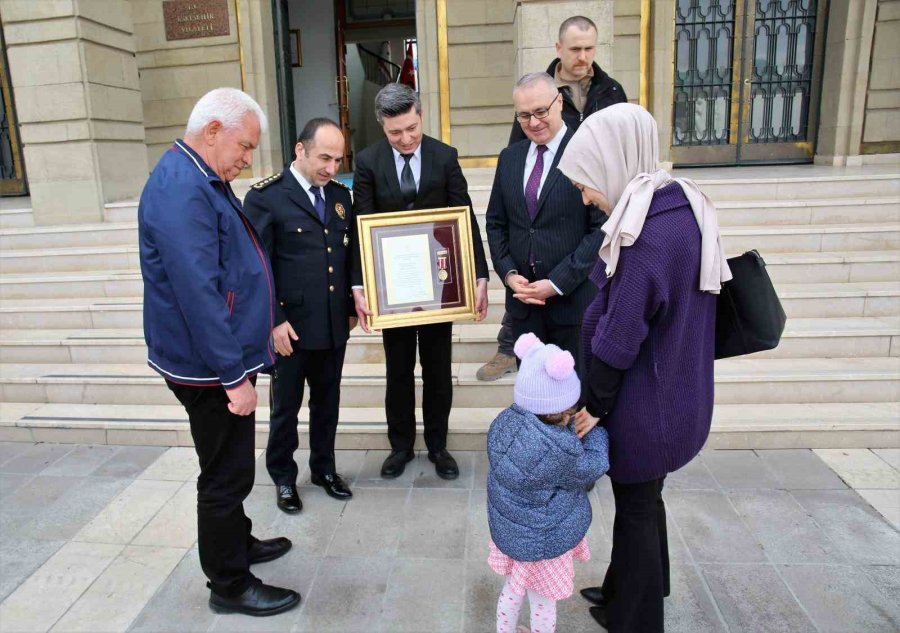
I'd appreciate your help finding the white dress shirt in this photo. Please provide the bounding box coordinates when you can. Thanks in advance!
[392,144,422,190]
[289,164,320,205]
[522,124,568,196]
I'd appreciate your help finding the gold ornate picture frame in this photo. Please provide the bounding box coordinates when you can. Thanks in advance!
[357,206,478,330]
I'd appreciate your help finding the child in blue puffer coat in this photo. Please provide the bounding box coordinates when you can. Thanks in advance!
[487,333,610,633]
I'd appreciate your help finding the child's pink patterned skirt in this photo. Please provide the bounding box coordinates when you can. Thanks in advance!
[488,538,591,600]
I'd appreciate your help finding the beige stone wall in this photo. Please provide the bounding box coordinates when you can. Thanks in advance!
[862,0,900,151]
[1,0,149,224]
[815,0,878,165]
[612,0,640,102]
[446,0,516,157]
[130,0,281,174]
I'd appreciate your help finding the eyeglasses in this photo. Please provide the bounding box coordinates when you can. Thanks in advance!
[514,93,560,123]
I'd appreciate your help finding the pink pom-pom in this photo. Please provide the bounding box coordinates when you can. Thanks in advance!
[545,350,575,380]
[513,332,541,359]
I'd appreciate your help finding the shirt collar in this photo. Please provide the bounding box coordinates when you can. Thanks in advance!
[529,124,568,158]
[391,143,422,164]
[289,163,317,194]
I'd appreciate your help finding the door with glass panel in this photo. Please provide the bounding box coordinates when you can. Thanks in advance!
[671,0,827,165]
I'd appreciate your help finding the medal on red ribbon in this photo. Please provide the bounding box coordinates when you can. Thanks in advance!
[436,249,450,283]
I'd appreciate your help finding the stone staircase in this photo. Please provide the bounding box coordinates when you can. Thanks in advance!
[1,164,898,450]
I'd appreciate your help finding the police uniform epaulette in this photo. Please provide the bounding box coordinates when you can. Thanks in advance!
[251,172,282,190]
[330,178,350,190]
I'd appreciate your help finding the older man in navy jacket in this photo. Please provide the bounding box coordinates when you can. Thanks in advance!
[139,88,300,617]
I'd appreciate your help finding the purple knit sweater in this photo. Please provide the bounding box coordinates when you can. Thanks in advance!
[581,183,716,484]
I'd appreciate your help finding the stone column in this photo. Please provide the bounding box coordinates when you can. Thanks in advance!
[649,0,675,168]
[1,0,149,225]
[513,0,614,80]
[815,0,879,166]
[416,0,441,139]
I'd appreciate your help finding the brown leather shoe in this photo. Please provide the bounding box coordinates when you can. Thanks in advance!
[475,352,517,381]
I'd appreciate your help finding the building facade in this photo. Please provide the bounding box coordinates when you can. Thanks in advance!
[1,0,897,225]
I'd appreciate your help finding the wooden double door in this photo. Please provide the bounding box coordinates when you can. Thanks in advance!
[671,0,828,165]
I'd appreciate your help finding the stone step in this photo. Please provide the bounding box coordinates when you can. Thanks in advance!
[1,357,897,407]
[3,213,899,278]
[3,400,898,450]
[0,317,897,365]
[3,280,898,331]
[0,207,34,229]
[103,192,900,227]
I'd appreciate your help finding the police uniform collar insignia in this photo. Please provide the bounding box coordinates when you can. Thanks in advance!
[251,172,282,190]
[335,202,346,219]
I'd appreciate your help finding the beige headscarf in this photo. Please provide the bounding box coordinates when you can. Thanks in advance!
[557,103,731,293]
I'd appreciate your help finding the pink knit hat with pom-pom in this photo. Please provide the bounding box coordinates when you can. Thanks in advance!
[512,332,581,415]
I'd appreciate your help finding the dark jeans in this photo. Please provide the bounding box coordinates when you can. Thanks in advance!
[601,477,671,633]
[496,311,515,357]
[266,343,347,485]
[382,321,452,453]
[167,378,258,597]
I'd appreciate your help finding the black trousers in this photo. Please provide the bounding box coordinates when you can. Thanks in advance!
[601,477,671,633]
[381,321,452,453]
[508,307,583,379]
[266,343,347,485]
[167,378,258,597]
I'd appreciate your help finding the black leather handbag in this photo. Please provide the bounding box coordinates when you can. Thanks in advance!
[715,250,787,360]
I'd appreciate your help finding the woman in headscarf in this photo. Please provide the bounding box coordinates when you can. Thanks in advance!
[557,103,731,632]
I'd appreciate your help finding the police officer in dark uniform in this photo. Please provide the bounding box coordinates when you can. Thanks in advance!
[243,118,356,513]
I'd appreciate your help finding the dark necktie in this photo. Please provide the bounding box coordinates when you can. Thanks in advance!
[400,153,417,209]
[310,186,326,223]
[524,144,548,220]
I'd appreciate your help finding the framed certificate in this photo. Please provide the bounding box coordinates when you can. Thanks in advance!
[357,206,478,329]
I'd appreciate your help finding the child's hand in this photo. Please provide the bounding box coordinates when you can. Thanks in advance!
[575,407,600,438]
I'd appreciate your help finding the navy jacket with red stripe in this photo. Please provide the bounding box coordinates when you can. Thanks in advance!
[138,140,276,388]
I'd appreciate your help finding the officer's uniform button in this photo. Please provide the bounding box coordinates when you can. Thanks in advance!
[329,285,335,292]
[324,229,329,235]
[328,266,334,273]
[529,228,535,234]
[297,228,302,233]
[327,247,332,253]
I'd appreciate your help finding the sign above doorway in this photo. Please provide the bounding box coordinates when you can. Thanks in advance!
[163,0,231,41]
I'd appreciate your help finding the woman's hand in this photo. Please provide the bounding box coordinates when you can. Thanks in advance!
[574,407,600,438]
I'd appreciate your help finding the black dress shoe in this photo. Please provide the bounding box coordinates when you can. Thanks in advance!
[428,449,459,480]
[275,484,301,514]
[589,605,609,630]
[381,450,415,478]
[248,537,292,565]
[580,586,608,607]
[208,578,301,616]
[310,473,353,500]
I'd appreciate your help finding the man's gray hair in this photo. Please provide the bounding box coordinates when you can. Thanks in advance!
[513,72,557,96]
[374,83,421,125]
[185,87,268,135]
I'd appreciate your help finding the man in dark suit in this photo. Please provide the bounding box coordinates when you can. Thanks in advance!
[243,118,356,514]
[478,15,626,382]
[351,83,489,480]
[486,72,605,373]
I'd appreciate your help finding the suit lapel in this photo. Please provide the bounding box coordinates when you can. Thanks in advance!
[379,141,404,210]
[534,129,573,219]
[511,142,529,218]
[414,137,433,207]
[283,168,322,223]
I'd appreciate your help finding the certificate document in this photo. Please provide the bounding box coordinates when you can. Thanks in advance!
[381,233,435,305]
